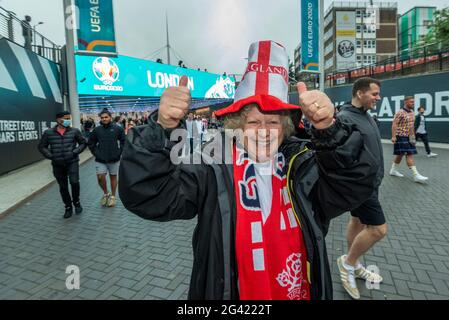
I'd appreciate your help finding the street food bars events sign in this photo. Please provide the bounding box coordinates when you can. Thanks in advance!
[301,0,319,72]
[75,0,117,54]
[75,55,236,99]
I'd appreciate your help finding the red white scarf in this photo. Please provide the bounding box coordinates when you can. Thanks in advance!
[233,144,311,300]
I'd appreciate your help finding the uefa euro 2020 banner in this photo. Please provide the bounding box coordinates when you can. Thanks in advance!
[75,54,236,99]
[75,0,117,54]
[301,0,319,72]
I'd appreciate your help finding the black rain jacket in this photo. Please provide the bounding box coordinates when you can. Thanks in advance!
[88,123,126,164]
[38,126,86,166]
[119,111,380,300]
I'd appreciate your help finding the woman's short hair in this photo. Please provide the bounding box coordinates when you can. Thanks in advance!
[222,103,295,138]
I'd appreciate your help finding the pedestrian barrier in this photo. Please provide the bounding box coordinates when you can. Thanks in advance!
[326,40,449,87]
[0,6,61,63]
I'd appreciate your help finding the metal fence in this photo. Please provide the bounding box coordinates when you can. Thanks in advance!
[326,40,449,87]
[0,6,61,63]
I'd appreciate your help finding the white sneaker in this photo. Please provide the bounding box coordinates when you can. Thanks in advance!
[101,193,110,206]
[414,174,428,183]
[389,169,404,177]
[337,255,360,300]
[355,265,383,283]
[427,153,438,158]
[340,255,383,283]
[107,196,117,207]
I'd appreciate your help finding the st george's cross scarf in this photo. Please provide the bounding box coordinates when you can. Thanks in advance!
[233,144,311,300]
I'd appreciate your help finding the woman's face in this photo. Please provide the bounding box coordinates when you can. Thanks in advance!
[241,106,284,163]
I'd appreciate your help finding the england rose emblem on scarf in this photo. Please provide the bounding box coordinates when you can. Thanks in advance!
[276,253,309,300]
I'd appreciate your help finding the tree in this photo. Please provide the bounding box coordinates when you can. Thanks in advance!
[425,8,449,45]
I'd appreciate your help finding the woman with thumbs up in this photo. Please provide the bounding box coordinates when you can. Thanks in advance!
[119,41,379,300]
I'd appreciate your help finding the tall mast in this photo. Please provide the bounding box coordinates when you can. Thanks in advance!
[166,12,171,65]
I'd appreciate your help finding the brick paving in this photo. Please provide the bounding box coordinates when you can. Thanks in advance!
[328,144,449,300]
[0,143,448,300]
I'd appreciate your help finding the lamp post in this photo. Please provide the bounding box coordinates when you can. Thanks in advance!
[33,22,44,51]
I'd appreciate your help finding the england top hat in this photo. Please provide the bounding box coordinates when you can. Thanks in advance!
[215,41,300,117]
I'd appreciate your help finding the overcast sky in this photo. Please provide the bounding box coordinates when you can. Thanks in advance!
[1,0,448,75]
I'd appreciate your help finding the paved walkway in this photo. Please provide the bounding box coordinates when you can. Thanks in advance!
[0,144,448,300]
[329,144,449,300]
[0,152,93,217]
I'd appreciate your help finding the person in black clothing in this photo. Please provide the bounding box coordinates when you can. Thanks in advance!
[82,118,95,142]
[119,41,380,300]
[38,111,87,219]
[208,112,219,130]
[292,109,312,140]
[415,106,438,158]
[21,15,32,50]
[336,77,387,300]
[88,108,126,208]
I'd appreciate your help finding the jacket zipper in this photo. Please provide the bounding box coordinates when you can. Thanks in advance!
[286,146,312,285]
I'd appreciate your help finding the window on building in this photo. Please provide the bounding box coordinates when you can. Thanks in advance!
[364,40,375,49]
[357,40,361,48]
[356,25,361,33]
[364,40,376,48]
[356,10,362,18]
[362,25,372,34]
[362,55,376,65]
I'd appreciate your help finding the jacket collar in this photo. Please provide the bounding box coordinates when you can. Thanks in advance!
[53,125,72,132]
[340,103,367,114]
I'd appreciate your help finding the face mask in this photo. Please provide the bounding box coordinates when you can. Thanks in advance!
[62,119,72,128]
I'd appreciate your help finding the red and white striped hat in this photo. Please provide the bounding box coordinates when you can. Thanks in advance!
[215,40,300,117]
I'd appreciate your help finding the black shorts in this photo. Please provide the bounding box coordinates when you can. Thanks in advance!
[350,190,386,226]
